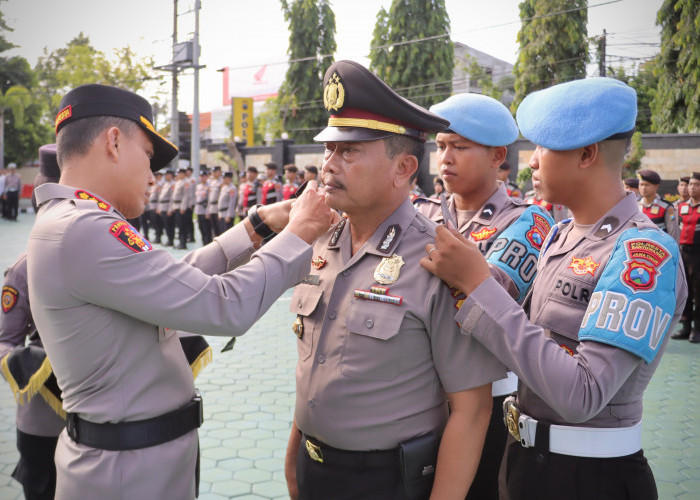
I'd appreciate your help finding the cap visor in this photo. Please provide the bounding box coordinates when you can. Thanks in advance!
[144,128,179,171]
[314,126,395,142]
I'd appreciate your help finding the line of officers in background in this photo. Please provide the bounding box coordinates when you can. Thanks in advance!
[136,162,320,250]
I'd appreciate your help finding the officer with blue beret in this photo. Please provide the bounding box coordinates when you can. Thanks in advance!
[414,92,553,500]
[26,83,333,499]
[422,77,687,500]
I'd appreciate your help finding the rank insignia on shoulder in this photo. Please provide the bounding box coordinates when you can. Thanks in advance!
[621,239,669,292]
[109,221,153,253]
[569,255,600,276]
[293,316,304,339]
[1,285,18,313]
[75,190,110,211]
[471,227,497,242]
[560,344,575,356]
[374,253,404,285]
[377,225,401,253]
[311,256,327,270]
[480,204,495,220]
[329,218,346,246]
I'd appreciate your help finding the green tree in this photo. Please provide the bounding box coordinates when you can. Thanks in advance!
[271,0,336,144]
[0,85,31,168]
[35,33,154,118]
[512,0,588,111]
[369,0,453,109]
[622,131,645,178]
[607,60,658,133]
[651,0,700,132]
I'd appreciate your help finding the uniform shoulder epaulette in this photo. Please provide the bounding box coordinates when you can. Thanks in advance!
[412,196,439,206]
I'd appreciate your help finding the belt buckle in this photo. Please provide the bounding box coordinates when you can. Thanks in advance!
[193,389,204,427]
[503,397,521,443]
[305,438,324,463]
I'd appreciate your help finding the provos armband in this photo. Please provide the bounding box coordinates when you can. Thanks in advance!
[484,205,554,303]
[578,228,680,363]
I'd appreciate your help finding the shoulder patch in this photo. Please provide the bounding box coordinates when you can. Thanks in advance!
[2,285,18,313]
[109,221,153,253]
[579,228,680,364]
[75,190,111,211]
[484,205,555,303]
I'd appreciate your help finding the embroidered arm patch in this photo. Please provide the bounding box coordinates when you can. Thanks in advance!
[109,221,153,253]
[484,205,554,303]
[2,285,18,313]
[578,228,680,364]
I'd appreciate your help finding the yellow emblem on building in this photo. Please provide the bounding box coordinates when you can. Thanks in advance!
[323,72,345,112]
[373,254,405,285]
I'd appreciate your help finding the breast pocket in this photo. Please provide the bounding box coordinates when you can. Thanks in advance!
[342,302,406,381]
[290,286,323,361]
[533,274,594,342]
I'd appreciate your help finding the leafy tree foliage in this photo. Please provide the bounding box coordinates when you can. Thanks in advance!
[369,0,453,109]
[270,0,336,144]
[607,60,658,133]
[512,0,588,111]
[652,0,700,132]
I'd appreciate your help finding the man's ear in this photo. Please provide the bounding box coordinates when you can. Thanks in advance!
[490,146,508,168]
[105,126,121,163]
[579,143,599,170]
[394,153,418,188]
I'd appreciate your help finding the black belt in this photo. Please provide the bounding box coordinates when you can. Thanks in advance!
[302,434,397,467]
[66,392,203,451]
[173,199,182,203]
[197,201,206,206]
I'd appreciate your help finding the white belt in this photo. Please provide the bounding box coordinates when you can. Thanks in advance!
[503,397,642,458]
[492,371,518,397]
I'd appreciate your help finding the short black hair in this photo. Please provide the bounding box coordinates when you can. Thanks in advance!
[57,116,137,167]
[383,135,424,165]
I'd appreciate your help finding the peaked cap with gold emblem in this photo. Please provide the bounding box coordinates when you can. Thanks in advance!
[55,84,178,171]
[315,60,449,143]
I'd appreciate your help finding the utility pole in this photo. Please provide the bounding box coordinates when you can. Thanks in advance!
[191,0,201,177]
[599,29,607,77]
[171,0,179,158]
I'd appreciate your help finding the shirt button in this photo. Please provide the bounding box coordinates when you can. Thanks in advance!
[418,224,427,233]
[342,269,350,277]
[329,312,337,320]
[307,399,316,408]
[297,299,303,308]
[318,355,326,364]
[365,319,374,328]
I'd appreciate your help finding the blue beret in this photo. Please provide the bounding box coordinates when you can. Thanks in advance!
[516,78,637,150]
[429,93,518,147]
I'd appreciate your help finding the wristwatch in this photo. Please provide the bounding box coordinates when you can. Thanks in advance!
[247,204,275,239]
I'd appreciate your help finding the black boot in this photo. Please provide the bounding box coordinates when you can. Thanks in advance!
[671,321,691,340]
[689,330,700,343]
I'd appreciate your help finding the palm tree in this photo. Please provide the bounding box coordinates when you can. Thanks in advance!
[0,85,31,169]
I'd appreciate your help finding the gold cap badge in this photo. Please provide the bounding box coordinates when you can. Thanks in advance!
[373,254,405,285]
[323,72,345,112]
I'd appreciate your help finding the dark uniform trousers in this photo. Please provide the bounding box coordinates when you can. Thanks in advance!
[209,213,221,239]
[197,214,212,245]
[5,190,19,220]
[219,217,233,234]
[12,430,59,500]
[150,210,163,243]
[140,209,152,240]
[466,394,508,500]
[127,216,141,232]
[162,212,175,245]
[297,435,421,500]
[498,435,657,500]
[186,208,195,242]
[175,210,189,247]
[681,245,700,328]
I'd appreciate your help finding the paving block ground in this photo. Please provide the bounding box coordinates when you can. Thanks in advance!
[0,212,698,499]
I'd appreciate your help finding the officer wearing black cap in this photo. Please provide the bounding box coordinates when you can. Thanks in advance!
[637,168,679,242]
[676,176,690,209]
[674,172,700,342]
[1,144,64,500]
[237,165,261,219]
[158,169,176,245]
[496,160,523,199]
[623,176,640,199]
[206,165,223,238]
[218,171,237,232]
[172,167,191,249]
[423,77,686,500]
[195,167,212,245]
[26,83,333,499]
[285,60,505,500]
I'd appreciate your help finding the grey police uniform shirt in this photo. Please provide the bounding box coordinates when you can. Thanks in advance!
[147,179,161,211]
[0,253,65,436]
[207,177,223,215]
[158,179,173,212]
[171,178,191,213]
[457,193,687,428]
[291,198,506,451]
[218,183,238,219]
[27,183,312,499]
[194,182,209,216]
[639,194,680,242]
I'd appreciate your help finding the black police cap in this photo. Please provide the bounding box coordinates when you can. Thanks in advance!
[55,84,178,172]
[223,171,234,178]
[692,172,700,182]
[624,177,639,188]
[38,143,61,180]
[637,169,660,185]
[315,60,449,143]
[680,176,690,183]
[499,160,512,171]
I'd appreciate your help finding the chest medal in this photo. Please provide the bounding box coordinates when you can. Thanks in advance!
[373,253,405,285]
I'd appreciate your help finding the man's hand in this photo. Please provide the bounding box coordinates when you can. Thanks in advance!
[285,181,333,244]
[256,200,294,234]
[420,224,491,295]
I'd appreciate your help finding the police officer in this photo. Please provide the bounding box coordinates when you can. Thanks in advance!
[3,163,21,220]
[423,78,687,500]
[261,162,282,205]
[496,160,522,198]
[217,171,237,233]
[27,83,333,499]
[158,169,175,245]
[673,172,700,342]
[194,167,212,245]
[524,189,569,222]
[415,92,554,500]
[675,175,690,209]
[284,61,506,500]
[283,164,301,200]
[1,144,65,500]
[185,166,196,242]
[172,167,191,249]
[206,165,223,238]
[303,165,318,183]
[148,171,164,243]
[237,166,262,217]
[637,168,679,242]
[623,176,640,199]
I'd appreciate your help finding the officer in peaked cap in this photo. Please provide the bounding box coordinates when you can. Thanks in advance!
[637,168,679,242]
[26,83,333,499]
[422,77,686,500]
[285,60,506,500]
[414,92,554,500]
[497,161,523,198]
[1,143,65,500]
[674,172,700,342]
[623,176,640,198]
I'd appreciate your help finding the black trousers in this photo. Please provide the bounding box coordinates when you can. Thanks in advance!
[209,213,221,238]
[12,430,58,500]
[498,435,657,500]
[297,436,412,500]
[175,210,189,246]
[186,208,195,242]
[127,216,141,231]
[5,190,19,219]
[681,246,700,328]
[219,215,233,234]
[150,210,163,242]
[198,214,212,245]
[140,209,152,239]
[467,394,508,500]
[163,212,175,244]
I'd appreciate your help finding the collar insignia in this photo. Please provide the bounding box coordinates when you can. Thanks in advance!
[374,253,405,285]
[470,227,498,241]
[480,204,495,220]
[377,224,401,253]
[75,190,110,211]
[323,72,346,112]
[329,218,346,246]
[593,216,619,238]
